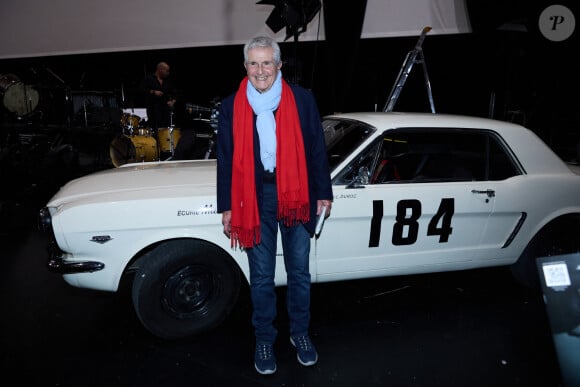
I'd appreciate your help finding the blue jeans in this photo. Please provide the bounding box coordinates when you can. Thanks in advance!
[247,182,311,344]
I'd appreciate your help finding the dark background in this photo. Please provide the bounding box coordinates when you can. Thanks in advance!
[0,3,578,385]
[1,0,579,210]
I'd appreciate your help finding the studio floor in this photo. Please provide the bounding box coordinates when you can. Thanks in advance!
[0,203,566,386]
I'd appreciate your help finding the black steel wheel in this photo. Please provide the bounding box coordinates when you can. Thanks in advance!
[132,239,241,340]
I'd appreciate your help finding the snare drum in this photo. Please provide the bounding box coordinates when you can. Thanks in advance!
[109,134,158,167]
[0,73,40,116]
[157,127,181,153]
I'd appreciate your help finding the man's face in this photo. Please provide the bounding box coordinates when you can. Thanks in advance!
[244,46,282,93]
[158,64,170,79]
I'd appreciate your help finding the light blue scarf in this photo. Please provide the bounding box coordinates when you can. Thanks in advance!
[246,71,282,172]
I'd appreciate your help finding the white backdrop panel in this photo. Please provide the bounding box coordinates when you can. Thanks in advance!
[0,0,471,59]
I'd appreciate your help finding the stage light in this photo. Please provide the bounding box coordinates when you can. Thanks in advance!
[257,0,321,41]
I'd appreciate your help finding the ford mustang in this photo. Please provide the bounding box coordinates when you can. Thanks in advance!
[39,112,580,339]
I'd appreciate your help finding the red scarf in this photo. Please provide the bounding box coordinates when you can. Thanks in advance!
[230,77,310,248]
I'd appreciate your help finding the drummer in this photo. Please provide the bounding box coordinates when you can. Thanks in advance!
[140,61,177,133]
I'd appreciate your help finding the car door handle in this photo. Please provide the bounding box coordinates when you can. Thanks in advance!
[471,189,495,198]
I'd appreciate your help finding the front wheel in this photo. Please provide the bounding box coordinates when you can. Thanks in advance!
[132,239,241,340]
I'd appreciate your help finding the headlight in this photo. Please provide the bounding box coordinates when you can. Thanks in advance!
[38,207,52,232]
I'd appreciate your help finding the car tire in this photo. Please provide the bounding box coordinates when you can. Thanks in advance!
[131,239,241,340]
[510,216,580,289]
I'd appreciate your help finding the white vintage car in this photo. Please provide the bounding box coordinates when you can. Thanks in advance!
[39,112,580,340]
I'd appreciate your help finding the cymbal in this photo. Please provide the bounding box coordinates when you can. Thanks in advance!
[185,103,211,113]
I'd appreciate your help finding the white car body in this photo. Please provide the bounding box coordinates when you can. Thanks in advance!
[41,112,580,339]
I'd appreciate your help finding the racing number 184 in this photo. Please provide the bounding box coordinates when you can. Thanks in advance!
[369,198,454,247]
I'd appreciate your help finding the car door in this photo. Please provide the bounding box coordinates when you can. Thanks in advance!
[313,127,522,279]
[314,180,495,278]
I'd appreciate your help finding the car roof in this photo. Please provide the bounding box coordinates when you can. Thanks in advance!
[323,112,571,175]
[323,112,521,131]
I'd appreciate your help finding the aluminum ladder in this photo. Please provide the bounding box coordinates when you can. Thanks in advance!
[383,26,436,113]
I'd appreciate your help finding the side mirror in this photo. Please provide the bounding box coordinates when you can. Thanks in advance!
[346,166,370,189]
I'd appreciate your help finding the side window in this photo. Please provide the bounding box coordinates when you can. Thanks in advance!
[333,127,521,186]
[487,136,520,180]
[374,130,483,183]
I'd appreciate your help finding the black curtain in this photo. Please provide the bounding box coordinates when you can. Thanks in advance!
[322,0,367,114]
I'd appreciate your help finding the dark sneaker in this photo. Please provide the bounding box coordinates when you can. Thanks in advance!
[290,335,318,366]
[254,343,276,375]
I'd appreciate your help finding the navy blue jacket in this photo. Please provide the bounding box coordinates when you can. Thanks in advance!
[216,83,333,235]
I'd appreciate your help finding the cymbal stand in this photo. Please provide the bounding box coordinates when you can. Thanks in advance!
[82,99,88,128]
[204,104,219,159]
[204,135,215,160]
[45,66,73,126]
[165,110,176,161]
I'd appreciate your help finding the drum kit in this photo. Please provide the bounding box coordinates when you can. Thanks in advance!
[109,100,219,167]
[109,111,183,168]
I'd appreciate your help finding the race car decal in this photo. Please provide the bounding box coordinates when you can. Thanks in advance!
[177,204,217,216]
[369,198,454,247]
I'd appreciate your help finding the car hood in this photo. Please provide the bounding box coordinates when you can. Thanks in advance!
[47,160,217,207]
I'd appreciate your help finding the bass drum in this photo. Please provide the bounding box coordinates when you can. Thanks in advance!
[109,135,158,167]
[0,73,39,116]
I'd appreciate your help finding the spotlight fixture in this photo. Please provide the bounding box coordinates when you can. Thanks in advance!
[257,0,321,41]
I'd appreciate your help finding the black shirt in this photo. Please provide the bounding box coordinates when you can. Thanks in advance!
[140,74,176,129]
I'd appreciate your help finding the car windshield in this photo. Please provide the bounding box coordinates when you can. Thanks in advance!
[323,118,376,172]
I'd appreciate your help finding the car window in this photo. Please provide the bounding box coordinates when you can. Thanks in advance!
[333,127,522,185]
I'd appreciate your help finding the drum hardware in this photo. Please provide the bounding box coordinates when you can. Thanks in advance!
[204,132,216,160]
[203,101,219,159]
[120,82,126,107]
[44,66,75,127]
[159,109,178,160]
[82,99,88,128]
[209,101,219,130]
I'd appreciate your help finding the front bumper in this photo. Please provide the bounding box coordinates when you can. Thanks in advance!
[40,207,105,274]
[47,244,105,274]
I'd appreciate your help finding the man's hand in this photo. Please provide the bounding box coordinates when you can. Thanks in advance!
[222,210,232,238]
[317,199,332,218]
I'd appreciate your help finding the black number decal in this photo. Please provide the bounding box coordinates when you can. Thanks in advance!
[427,198,454,242]
[368,200,383,247]
[392,199,421,246]
[369,198,455,247]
